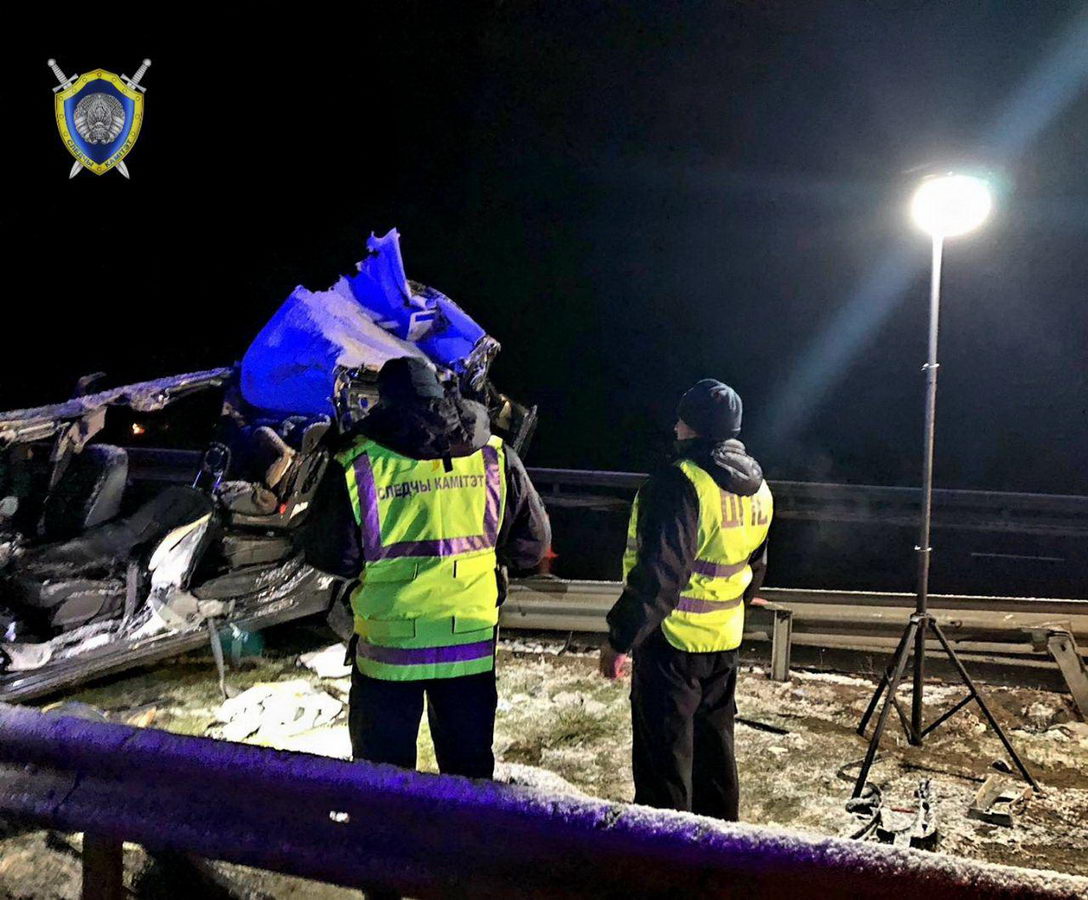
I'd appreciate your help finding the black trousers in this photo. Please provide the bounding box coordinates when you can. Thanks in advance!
[348,665,498,779]
[630,628,740,821]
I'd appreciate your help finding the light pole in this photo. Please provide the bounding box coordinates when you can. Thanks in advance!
[908,174,992,741]
[852,173,1038,798]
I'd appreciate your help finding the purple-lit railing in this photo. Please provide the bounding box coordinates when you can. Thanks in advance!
[0,702,1082,898]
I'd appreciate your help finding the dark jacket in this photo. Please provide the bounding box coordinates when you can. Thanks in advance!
[301,392,550,590]
[606,438,769,654]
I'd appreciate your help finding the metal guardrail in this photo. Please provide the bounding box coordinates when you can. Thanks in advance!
[503,579,1088,691]
[504,579,1088,643]
[116,450,1088,687]
[2,701,1086,898]
[125,451,1088,537]
[526,467,1088,537]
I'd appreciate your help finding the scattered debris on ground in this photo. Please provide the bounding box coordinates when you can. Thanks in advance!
[297,644,352,680]
[967,774,1033,827]
[2,628,1086,897]
[212,679,343,746]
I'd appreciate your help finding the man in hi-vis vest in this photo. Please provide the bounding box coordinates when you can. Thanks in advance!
[304,357,549,778]
[600,379,772,821]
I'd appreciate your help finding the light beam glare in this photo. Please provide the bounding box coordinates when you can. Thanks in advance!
[759,5,1088,449]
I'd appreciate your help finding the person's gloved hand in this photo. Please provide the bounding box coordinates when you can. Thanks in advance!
[599,643,630,680]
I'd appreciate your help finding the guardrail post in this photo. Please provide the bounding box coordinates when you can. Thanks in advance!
[770,606,793,682]
[754,601,793,682]
[81,832,124,900]
[1045,628,1088,720]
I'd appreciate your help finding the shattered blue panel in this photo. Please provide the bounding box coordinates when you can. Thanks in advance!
[241,287,342,418]
[345,229,427,342]
[414,293,487,376]
[242,229,493,418]
[347,230,487,372]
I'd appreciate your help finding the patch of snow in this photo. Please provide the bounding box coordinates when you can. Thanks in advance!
[495,762,589,797]
[499,637,596,657]
[267,726,353,759]
[298,643,352,679]
[795,670,874,687]
[551,691,607,715]
[29,624,1087,884]
[1024,702,1058,730]
[540,745,599,771]
[901,683,966,703]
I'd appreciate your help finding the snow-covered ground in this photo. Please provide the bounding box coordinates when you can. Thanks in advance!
[2,628,1086,896]
[492,640,1088,879]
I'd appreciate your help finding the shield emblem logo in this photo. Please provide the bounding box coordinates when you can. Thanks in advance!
[54,68,145,176]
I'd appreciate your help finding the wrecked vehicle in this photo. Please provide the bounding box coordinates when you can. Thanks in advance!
[0,230,535,701]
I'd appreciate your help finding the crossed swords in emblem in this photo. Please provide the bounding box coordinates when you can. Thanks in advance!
[48,58,151,179]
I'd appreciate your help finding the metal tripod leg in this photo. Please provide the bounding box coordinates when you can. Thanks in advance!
[852,618,919,798]
[858,624,914,737]
[928,620,1039,791]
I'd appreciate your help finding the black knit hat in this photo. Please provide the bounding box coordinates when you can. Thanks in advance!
[376,357,445,403]
[676,379,743,440]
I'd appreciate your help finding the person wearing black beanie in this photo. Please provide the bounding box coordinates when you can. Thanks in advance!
[599,378,774,822]
[302,356,551,782]
[676,379,743,442]
[375,356,446,404]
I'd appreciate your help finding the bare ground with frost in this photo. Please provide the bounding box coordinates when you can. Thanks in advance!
[1,629,1086,897]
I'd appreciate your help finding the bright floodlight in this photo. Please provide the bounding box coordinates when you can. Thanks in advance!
[910,174,992,238]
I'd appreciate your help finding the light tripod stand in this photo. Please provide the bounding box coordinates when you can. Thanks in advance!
[852,175,1038,798]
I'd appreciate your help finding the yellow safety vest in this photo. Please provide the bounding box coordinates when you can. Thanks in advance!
[335,435,508,680]
[623,459,773,652]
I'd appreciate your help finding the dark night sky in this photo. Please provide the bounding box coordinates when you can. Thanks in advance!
[7,1,1088,494]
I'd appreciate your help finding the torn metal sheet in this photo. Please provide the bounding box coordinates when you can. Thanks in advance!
[0,231,530,704]
[0,368,232,447]
[241,229,497,420]
[967,774,1032,827]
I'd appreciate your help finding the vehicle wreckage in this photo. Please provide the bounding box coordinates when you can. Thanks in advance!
[0,230,536,701]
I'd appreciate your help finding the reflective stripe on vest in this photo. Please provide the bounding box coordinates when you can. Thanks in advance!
[335,435,507,680]
[343,443,503,561]
[623,460,773,653]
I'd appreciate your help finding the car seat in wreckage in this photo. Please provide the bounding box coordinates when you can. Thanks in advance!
[0,232,526,697]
